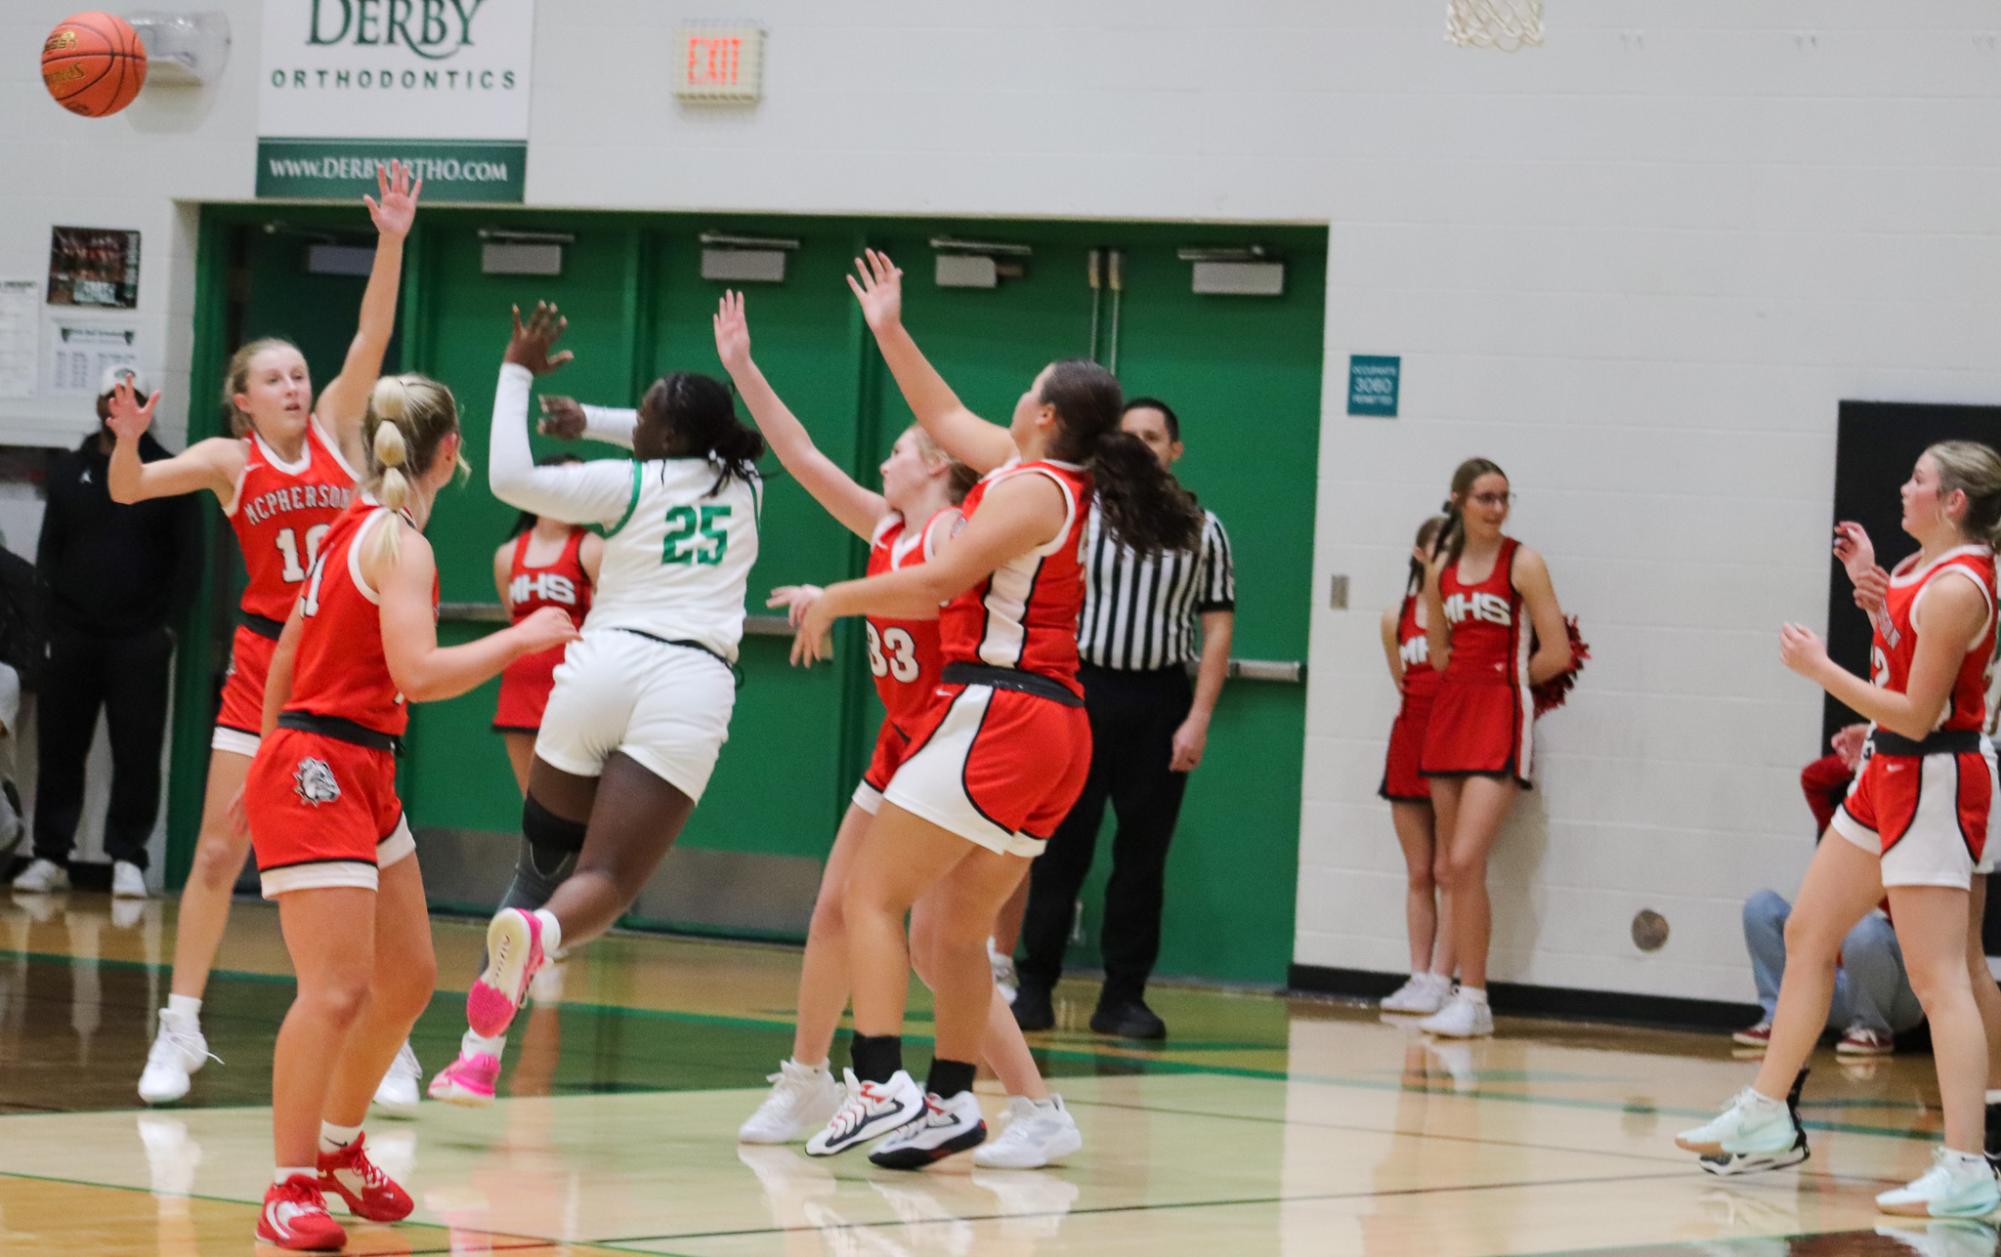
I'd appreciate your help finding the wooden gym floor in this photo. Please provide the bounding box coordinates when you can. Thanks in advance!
[2,893,1997,1255]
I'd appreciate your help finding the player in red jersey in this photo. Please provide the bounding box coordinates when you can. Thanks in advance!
[491,464,603,790]
[1415,459,1573,1038]
[1377,514,1458,1016]
[1678,443,2001,1218]
[104,162,422,1107]
[243,375,577,1251]
[793,252,1202,1167]
[711,292,1081,1166]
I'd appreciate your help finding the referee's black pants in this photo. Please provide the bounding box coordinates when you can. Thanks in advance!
[1020,663,1191,1005]
[32,625,173,870]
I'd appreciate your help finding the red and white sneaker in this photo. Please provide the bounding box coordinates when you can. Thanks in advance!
[428,1045,501,1107]
[317,1132,414,1222]
[257,1174,346,1251]
[468,908,547,1038]
[1731,1021,1773,1049]
[1836,1026,1895,1056]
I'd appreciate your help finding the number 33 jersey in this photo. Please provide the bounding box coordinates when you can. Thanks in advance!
[225,417,356,622]
[864,509,953,726]
[582,458,761,662]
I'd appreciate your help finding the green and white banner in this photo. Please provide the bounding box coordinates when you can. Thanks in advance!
[257,1,535,202]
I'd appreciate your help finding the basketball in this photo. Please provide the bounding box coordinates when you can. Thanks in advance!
[41,12,147,118]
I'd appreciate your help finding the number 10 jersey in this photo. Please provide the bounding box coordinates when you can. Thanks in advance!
[224,417,356,623]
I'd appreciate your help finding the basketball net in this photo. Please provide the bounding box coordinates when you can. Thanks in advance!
[1446,0,1544,51]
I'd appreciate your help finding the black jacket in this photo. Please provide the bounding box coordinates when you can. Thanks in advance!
[36,429,201,637]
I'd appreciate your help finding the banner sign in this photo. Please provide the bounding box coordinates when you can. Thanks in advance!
[257,1,535,202]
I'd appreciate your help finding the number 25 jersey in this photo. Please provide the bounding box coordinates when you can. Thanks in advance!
[225,418,356,622]
[586,459,761,663]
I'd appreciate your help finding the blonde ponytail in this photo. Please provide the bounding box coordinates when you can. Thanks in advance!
[1927,440,2001,551]
[361,372,461,566]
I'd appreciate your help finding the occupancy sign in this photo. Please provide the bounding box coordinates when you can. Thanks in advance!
[257,1,536,202]
[1348,354,1400,417]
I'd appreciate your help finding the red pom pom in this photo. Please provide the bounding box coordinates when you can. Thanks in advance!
[1530,616,1590,718]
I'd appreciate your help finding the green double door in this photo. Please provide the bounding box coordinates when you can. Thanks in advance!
[179,207,1323,986]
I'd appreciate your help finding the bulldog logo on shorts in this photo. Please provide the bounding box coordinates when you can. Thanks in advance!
[293,757,341,806]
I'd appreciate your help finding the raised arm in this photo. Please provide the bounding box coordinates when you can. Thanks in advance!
[849,250,1016,474]
[714,291,884,539]
[489,305,636,526]
[313,162,422,467]
[375,528,578,703]
[103,381,244,504]
[791,473,1066,664]
[1512,546,1573,686]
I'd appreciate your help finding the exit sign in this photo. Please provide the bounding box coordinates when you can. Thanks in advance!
[676,24,766,102]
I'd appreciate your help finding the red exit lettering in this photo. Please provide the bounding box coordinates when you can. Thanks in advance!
[686,36,742,86]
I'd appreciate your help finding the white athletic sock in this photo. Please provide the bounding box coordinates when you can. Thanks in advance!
[1986,1089,2001,1106]
[1746,1088,1783,1109]
[534,908,563,956]
[792,1057,829,1072]
[318,1121,362,1155]
[167,994,201,1024]
[1459,986,1488,1005]
[275,1166,315,1185]
[1945,1147,1988,1168]
[464,1029,506,1058]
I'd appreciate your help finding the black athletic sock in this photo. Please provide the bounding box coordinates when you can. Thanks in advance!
[1986,1099,2001,1158]
[850,1034,902,1085]
[926,1057,976,1100]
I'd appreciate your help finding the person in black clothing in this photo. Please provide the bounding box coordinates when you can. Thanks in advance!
[1013,398,1236,1040]
[14,366,199,897]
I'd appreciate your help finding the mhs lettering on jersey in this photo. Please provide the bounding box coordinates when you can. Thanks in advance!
[508,571,581,607]
[241,482,352,527]
[1399,635,1430,669]
[1444,590,1513,627]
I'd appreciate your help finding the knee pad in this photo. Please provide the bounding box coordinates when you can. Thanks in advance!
[522,794,588,856]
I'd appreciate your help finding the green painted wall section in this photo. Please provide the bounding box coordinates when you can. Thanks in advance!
[173,207,1324,987]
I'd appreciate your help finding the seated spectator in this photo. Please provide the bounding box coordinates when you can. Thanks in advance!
[1734,724,1920,1057]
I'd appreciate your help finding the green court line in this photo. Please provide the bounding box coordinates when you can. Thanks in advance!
[0,947,1950,1145]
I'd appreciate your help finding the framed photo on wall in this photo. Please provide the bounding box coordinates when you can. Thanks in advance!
[47,226,140,309]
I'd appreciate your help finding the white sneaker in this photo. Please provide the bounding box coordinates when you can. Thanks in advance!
[111,861,148,899]
[738,1059,845,1144]
[137,1009,212,1105]
[1674,1087,1809,1175]
[869,1090,987,1169]
[1417,993,1494,1038]
[1380,974,1450,1015]
[1877,1147,2001,1218]
[12,858,67,893]
[805,1069,926,1157]
[989,939,1019,1006]
[372,1041,422,1115]
[972,1095,1083,1169]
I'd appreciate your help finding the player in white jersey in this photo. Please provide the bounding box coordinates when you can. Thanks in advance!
[435,304,763,1098]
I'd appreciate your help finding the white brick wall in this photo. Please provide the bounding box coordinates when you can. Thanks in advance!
[3,1,1998,995]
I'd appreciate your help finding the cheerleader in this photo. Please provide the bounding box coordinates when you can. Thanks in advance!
[491,464,602,790]
[244,375,577,1250]
[1415,459,1572,1038]
[1377,514,1457,1015]
[1678,443,2001,1219]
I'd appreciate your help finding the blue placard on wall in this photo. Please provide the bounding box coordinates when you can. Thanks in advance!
[1348,354,1400,417]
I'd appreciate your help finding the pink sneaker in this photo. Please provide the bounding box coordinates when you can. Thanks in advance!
[1836,1025,1894,1056]
[468,908,546,1039]
[428,1049,501,1107]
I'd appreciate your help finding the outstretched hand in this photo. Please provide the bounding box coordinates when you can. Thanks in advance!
[846,249,903,333]
[713,290,752,373]
[790,597,836,668]
[514,605,582,654]
[538,396,586,439]
[766,584,823,630]
[364,159,422,240]
[105,378,159,443]
[505,302,574,377]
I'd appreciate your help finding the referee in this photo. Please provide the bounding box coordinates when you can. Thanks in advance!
[1012,397,1235,1040]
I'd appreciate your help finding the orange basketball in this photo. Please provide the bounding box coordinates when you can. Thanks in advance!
[42,12,147,118]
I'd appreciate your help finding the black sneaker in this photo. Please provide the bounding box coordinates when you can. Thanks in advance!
[1011,982,1054,1032]
[1090,998,1167,1040]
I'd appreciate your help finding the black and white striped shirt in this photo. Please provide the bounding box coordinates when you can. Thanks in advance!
[1077,508,1235,671]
